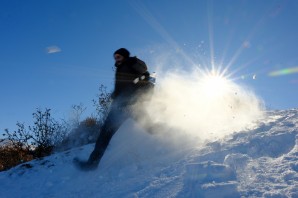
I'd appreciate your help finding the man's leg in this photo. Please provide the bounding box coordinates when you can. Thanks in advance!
[74,104,128,170]
[88,110,126,163]
[131,104,157,134]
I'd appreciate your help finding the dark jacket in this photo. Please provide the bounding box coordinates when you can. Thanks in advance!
[112,57,149,100]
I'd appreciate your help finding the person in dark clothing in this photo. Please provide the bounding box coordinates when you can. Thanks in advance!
[73,48,153,171]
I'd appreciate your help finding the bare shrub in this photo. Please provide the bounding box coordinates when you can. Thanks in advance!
[1,108,67,171]
[92,84,112,124]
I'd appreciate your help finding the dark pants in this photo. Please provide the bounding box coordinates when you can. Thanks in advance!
[87,100,132,164]
[87,85,155,166]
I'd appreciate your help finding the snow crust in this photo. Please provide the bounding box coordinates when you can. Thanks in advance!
[0,109,297,198]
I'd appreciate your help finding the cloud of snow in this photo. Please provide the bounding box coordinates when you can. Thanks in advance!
[133,52,265,145]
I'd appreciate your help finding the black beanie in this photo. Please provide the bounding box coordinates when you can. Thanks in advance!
[114,48,130,58]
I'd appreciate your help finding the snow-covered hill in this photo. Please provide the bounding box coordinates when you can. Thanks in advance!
[0,109,297,198]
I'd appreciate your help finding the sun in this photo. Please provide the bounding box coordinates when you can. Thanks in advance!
[201,70,231,98]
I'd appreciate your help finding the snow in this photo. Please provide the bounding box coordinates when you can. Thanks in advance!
[0,109,297,198]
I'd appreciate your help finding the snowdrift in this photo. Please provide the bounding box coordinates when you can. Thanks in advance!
[0,109,297,197]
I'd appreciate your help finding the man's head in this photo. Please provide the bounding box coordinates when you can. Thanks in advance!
[114,48,130,66]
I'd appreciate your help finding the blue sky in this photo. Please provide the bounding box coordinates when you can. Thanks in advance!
[1,0,298,132]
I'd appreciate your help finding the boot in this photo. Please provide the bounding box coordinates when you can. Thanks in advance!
[73,157,99,171]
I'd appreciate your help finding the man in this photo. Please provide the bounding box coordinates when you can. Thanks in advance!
[73,48,153,171]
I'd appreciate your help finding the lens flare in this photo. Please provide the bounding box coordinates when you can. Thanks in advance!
[268,67,298,77]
